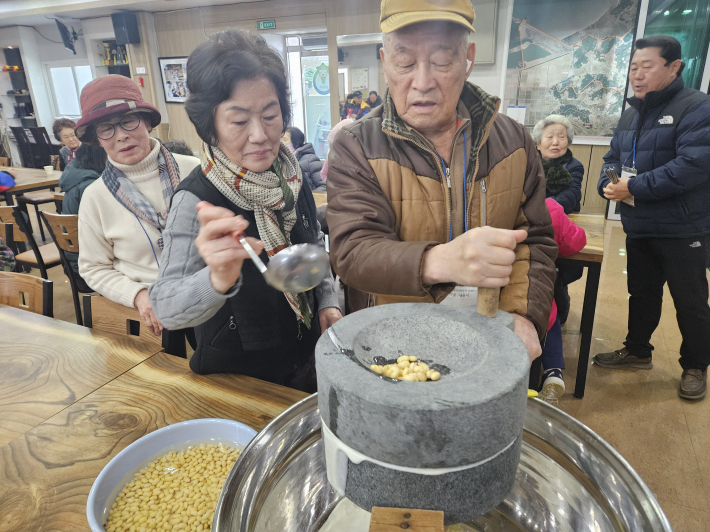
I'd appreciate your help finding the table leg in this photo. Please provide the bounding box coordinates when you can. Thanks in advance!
[574,262,602,398]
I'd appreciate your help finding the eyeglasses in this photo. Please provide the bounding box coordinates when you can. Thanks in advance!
[95,114,141,141]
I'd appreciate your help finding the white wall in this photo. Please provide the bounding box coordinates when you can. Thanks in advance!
[17,26,54,129]
[467,0,510,98]
[81,16,115,79]
[34,21,88,61]
[338,44,381,96]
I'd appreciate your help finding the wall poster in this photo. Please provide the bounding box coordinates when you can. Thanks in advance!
[159,57,189,104]
[504,0,639,139]
[350,68,369,92]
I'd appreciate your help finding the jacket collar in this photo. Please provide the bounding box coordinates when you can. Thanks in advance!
[627,74,685,113]
[381,82,500,181]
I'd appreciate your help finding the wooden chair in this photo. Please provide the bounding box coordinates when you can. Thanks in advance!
[0,205,60,279]
[9,127,39,168]
[0,271,53,317]
[40,211,91,325]
[16,190,56,242]
[83,294,187,357]
[54,192,64,214]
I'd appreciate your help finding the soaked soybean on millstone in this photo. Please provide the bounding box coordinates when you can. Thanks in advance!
[370,356,441,382]
[315,303,530,525]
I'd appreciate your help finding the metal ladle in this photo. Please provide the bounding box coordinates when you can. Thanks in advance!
[239,237,330,293]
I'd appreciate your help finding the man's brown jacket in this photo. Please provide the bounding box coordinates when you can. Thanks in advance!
[326,82,557,339]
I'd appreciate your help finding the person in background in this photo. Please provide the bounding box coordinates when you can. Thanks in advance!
[58,143,107,292]
[533,114,585,324]
[532,115,584,214]
[75,74,200,336]
[538,198,587,405]
[342,91,367,120]
[327,0,557,363]
[164,140,195,157]
[149,29,341,390]
[282,127,326,192]
[361,91,383,116]
[595,35,710,400]
[0,235,15,271]
[320,118,354,183]
[53,118,81,171]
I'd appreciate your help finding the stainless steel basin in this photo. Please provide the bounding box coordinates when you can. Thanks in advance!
[214,394,672,531]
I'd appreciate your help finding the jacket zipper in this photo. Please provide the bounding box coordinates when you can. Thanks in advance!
[480,179,487,226]
[468,102,500,229]
[211,315,236,346]
[383,129,452,242]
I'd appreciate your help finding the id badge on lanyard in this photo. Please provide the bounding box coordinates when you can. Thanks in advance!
[440,286,478,308]
[620,137,638,207]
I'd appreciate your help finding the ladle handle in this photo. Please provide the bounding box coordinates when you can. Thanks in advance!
[239,237,268,275]
[477,287,500,318]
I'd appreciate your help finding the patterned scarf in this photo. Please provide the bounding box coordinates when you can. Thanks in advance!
[201,142,312,328]
[102,139,181,250]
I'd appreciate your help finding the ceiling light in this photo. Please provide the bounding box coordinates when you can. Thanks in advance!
[663,10,670,15]
[682,9,692,13]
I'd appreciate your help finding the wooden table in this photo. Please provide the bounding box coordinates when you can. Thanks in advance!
[0,306,306,531]
[0,166,60,206]
[312,191,328,208]
[558,213,605,398]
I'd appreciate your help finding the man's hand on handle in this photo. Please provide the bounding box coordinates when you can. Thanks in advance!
[194,202,265,294]
[421,227,542,364]
[421,227,527,287]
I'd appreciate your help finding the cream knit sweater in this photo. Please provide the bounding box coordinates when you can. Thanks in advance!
[78,139,200,308]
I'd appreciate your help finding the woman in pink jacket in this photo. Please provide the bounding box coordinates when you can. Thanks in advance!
[539,198,587,405]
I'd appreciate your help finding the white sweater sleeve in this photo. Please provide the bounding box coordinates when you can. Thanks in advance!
[78,198,146,308]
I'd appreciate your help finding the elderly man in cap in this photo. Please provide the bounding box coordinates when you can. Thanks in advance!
[327,0,557,362]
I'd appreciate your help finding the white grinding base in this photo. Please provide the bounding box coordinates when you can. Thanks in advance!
[321,420,517,496]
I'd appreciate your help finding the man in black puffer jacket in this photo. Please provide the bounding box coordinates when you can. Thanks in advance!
[284,127,326,191]
[595,35,710,400]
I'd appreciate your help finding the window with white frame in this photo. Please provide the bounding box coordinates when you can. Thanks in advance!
[44,61,93,118]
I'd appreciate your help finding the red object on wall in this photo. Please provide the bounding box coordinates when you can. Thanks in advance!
[138,77,144,87]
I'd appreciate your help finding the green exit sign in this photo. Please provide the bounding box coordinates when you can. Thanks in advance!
[257,20,276,30]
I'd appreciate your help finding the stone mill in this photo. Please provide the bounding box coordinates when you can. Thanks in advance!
[315,296,530,525]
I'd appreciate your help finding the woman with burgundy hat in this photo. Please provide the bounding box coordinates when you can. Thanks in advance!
[149,29,341,390]
[76,74,200,336]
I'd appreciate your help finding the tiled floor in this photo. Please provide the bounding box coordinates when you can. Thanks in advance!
[558,221,710,532]
[16,209,710,532]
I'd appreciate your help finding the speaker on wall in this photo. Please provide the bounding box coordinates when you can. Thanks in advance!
[111,13,140,45]
[338,48,344,64]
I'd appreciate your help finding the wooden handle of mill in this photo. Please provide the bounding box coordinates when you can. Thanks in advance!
[369,507,444,532]
[477,287,500,317]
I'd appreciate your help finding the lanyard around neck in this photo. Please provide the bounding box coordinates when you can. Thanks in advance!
[623,135,637,169]
[437,131,468,242]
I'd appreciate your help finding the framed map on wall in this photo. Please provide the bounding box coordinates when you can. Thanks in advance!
[504,0,639,140]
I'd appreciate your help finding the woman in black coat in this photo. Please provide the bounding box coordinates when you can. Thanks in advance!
[283,127,326,191]
[532,115,584,214]
[533,114,585,324]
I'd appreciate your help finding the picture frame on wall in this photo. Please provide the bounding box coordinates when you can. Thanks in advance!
[159,57,188,103]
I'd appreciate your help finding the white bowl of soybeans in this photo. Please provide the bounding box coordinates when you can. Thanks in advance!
[86,418,257,532]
